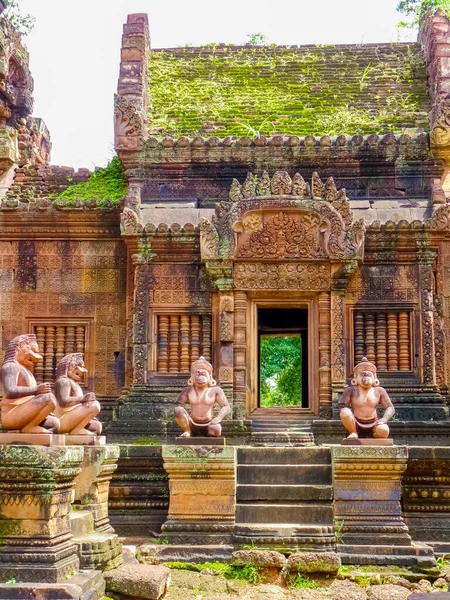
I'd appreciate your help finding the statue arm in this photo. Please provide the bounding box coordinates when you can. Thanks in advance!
[211,388,230,424]
[339,387,353,411]
[1,363,38,398]
[55,379,84,407]
[175,389,189,407]
[378,389,395,424]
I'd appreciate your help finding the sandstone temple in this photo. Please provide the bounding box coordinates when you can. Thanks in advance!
[2,3,450,597]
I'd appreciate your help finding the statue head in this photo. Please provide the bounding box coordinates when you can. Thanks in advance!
[351,357,379,389]
[4,334,42,370]
[56,353,87,382]
[188,356,216,388]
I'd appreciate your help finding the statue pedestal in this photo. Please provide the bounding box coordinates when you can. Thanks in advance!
[65,435,105,446]
[0,445,84,583]
[0,433,65,446]
[175,436,226,446]
[71,444,122,571]
[161,446,236,561]
[341,438,393,446]
[332,446,436,567]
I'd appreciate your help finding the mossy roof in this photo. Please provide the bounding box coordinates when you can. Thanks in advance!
[148,43,430,138]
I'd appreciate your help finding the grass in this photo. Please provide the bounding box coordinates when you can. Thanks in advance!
[165,562,264,584]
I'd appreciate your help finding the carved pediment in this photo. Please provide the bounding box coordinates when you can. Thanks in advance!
[200,170,365,263]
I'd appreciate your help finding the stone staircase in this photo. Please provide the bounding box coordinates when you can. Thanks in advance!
[70,510,122,571]
[234,447,336,552]
[250,408,315,446]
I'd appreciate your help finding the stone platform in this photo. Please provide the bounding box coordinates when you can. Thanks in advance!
[175,436,226,446]
[332,445,435,567]
[341,438,394,446]
[161,446,236,557]
[0,433,65,446]
[66,435,106,446]
[0,570,105,599]
[0,445,84,582]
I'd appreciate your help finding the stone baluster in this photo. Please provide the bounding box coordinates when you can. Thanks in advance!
[65,326,75,354]
[180,315,190,372]
[168,315,180,373]
[202,315,212,362]
[75,325,85,353]
[398,311,410,371]
[190,315,200,363]
[44,326,55,381]
[365,313,376,363]
[353,312,365,365]
[55,326,66,368]
[157,315,169,373]
[387,312,399,370]
[318,292,332,412]
[375,312,388,371]
[34,325,45,383]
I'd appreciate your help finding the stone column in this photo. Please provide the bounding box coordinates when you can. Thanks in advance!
[132,259,152,385]
[218,291,234,404]
[233,291,247,420]
[72,444,123,571]
[332,446,435,567]
[318,291,332,418]
[0,445,83,583]
[160,446,236,561]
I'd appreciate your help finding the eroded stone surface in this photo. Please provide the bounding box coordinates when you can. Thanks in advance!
[287,552,341,573]
[232,550,286,568]
[104,563,170,599]
[366,584,411,600]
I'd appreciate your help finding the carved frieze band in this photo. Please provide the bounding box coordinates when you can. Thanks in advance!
[234,263,330,291]
[331,290,346,384]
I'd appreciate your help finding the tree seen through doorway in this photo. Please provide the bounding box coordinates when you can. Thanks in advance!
[259,334,302,406]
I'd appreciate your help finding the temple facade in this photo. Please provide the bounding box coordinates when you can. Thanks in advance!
[1,9,450,443]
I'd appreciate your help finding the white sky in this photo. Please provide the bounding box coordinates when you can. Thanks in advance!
[17,0,417,169]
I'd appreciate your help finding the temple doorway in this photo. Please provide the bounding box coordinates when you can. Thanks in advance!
[257,308,309,408]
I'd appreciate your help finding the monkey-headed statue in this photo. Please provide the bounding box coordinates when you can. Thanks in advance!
[1,334,60,433]
[54,353,102,436]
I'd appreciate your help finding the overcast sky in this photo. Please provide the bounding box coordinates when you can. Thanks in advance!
[17,0,417,170]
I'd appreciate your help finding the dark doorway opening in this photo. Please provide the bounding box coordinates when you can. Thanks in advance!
[258,308,308,408]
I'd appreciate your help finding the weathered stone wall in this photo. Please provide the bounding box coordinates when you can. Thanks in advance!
[0,231,126,399]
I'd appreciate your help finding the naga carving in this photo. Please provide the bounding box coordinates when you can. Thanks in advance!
[200,170,365,264]
[114,94,145,151]
[431,95,450,147]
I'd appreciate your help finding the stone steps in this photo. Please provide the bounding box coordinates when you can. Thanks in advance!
[234,446,335,552]
[237,464,331,485]
[237,484,333,502]
[70,510,94,537]
[236,503,333,524]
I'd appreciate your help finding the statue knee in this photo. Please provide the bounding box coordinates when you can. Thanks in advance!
[88,400,101,416]
[340,407,353,419]
[207,423,222,437]
[174,406,188,419]
[37,393,56,410]
[374,424,389,439]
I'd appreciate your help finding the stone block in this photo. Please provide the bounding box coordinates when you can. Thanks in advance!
[0,571,105,599]
[65,435,105,446]
[175,436,226,445]
[332,446,436,567]
[0,433,65,446]
[104,563,170,599]
[342,438,393,446]
[287,551,341,573]
[0,445,84,583]
[232,549,286,568]
[161,446,236,551]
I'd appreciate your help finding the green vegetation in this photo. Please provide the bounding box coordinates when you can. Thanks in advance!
[133,436,160,446]
[148,44,429,138]
[397,0,450,25]
[260,335,302,406]
[246,33,268,46]
[53,156,127,208]
[2,1,35,35]
[165,561,263,584]
[5,578,15,584]
[290,574,321,589]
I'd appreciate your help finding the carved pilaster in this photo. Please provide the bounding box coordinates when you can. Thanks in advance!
[233,291,247,419]
[419,252,436,385]
[218,292,234,389]
[132,260,152,385]
[331,290,345,388]
[318,291,332,410]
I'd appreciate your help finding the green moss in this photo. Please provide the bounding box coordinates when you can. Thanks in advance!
[165,562,263,583]
[53,156,127,207]
[290,574,321,589]
[148,44,429,138]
